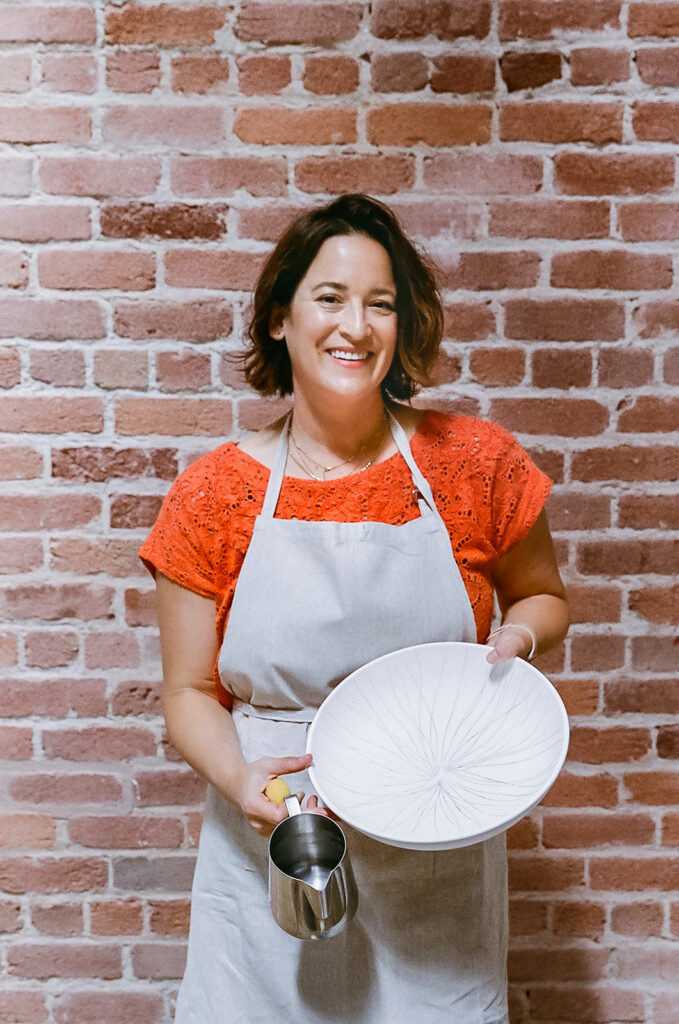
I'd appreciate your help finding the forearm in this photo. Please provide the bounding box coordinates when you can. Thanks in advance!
[163,685,248,806]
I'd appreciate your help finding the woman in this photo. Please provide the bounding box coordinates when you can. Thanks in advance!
[140,194,569,1023]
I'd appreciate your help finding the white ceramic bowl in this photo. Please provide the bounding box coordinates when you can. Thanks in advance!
[307,641,569,850]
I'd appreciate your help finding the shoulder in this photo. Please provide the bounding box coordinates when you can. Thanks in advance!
[163,441,267,513]
[414,409,521,458]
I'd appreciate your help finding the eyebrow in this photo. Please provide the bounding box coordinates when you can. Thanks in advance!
[311,281,396,297]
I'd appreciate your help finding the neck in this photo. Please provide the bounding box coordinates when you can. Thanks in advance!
[290,391,388,460]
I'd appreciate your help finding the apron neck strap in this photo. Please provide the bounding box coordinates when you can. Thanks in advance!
[260,408,438,519]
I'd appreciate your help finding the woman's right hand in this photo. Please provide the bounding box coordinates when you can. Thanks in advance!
[234,753,330,837]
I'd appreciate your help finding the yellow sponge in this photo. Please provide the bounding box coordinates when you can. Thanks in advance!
[264,777,291,805]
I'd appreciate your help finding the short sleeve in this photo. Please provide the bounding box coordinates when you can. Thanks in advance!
[139,458,218,600]
[490,427,553,558]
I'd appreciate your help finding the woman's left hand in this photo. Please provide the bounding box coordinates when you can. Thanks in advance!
[485,627,531,664]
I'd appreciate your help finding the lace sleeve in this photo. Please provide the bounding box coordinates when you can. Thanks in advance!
[487,425,553,558]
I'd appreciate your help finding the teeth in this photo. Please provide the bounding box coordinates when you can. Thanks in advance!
[329,350,368,361]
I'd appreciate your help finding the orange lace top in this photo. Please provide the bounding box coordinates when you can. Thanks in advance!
[140,411,551,706]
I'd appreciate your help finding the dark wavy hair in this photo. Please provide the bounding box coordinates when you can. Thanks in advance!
[241,194,444,401]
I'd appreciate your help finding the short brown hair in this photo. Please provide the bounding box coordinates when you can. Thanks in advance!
[241,194,443,401]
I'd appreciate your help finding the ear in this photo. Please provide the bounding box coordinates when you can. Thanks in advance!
[269,306,285,340]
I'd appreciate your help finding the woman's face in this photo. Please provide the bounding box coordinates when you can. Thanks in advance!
[272,233,398,405]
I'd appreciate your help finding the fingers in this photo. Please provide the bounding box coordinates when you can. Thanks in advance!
[486,634,526,664]
[262,753,313,776]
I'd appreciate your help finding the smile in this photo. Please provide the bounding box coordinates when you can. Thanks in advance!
[328,350,370,361]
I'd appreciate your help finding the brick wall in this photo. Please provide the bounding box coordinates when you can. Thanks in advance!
[0,1,677,1021]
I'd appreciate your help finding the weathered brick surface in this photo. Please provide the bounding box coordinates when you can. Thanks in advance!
[1,2,677,1018]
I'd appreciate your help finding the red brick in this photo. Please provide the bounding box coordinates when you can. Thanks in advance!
[664,815,679,845]
[426,153,543,196]
[69,816,182,849]
[0,6,96,43]
[390,200,482,240]
[619,202,679,241]
[658,727,679,760]
[237,2,361,43]
[50,536,143,578]
[604,679,679,715]
[0,677,107,718]
[295,154,415,197]
[10,773,122,806]
[237,54,291,95]
[106,50,161,93]
[506,818,539,850]
[547,492,608,532]
[25,631,78,668]
[598,346,653,387]
[171,156,286,198]
[552,249,673,290]
[629,585,679,625]
[368,103,491,146]
[0,396,103,433]
[505,298,623,341]
[0,155,32,196]
[304,56,358,95]
[469,347,525,387]
[164,250,264,291]
[431,55,495,93]
[82,634,140,671]
[621,495,679,531]
[501,101,622,143]
[570,634,626,671]
[172,55,230,94]
[105,3,225,45]
[156,351,211,392]
[570,47,630,85]
[664,347,679,383]
[371,53,428,92]
[618,396,679,433]
[133,769,205,806]
[41,54,96,94]
[149,898,191,936]
[0,298,105,341]
[491,397,608,436]
[0,855,106,894]
[500,51,561,91]
[611,902,663,937]
[508,855,586,892]
[552,900,606,938]
[30,349,86,388]
[554,153,675,195]
[568,726,651,765]
[634,101,679,142]
[114,300,231,341]
[93,349,148,390]
[531,348,592,389]
[573,445,678,483]
[490,199,609,240]
[0,445,42,479]
[0,204,90,242]
[54,991,163,1024]
[509,945,611,983]
[614,945,679,983]
[0,991,47,1024]
[656,992,679,1024]
[440,251,540,291]
[8,942,121,979]
[566,585,622,624]
[0,815,55,848]
[499,0,621,40]
[371,0,491,40]
[0,346,20,386]
[624,772,679,805]
[110,494,162,529]
[580,538,679,576]
[634,300,679,340]
[131,942,187,980]
[52,446,176,483]
[30,903,83,936]
[235,202,314,241]
[509,899,548,934]
[637,48,679,91]
[89,899,144,936]
[39,249,156,291]
[235,106,356,145]
[40,156,161,198]
[0,52,31,91]
[111,678,161,716]
[124,589,157,627]
[116,397,232,437]
[103,105,223,147]
[0,897,22,931]
[0,582,113,621]
[541,772,619,808]
[0,248,27,287]
[628,3,679,37]
[0,107,90,143]
[529,986,644,1022]
[0,634,19,667]
[101,201,228,240]
[237,397,292,431]
[0,535,42,573]
[443,302,495,340]
[632,636,678,672]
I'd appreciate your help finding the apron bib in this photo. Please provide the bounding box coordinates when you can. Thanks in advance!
[175,413,509,1024]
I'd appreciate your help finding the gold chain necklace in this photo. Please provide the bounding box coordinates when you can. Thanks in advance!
[287,411,389,481]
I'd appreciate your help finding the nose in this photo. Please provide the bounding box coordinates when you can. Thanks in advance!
[338,301,370,341]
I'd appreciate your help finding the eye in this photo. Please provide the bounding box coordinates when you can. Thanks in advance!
[317,294,341,305]
[371,300,395,312]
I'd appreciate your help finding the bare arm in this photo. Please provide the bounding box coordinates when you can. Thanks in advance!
[487,510,569,663]
[156,573,315,836]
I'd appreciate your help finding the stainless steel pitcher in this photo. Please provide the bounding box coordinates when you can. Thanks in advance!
[268,795,358,940]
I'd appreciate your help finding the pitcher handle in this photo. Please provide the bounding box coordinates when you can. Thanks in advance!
[284,794,302,817]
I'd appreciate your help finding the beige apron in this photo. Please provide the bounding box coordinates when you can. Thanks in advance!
[174,413,509,1024]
